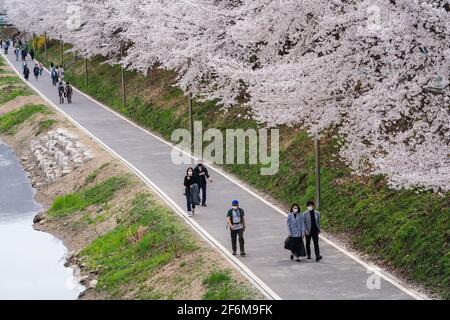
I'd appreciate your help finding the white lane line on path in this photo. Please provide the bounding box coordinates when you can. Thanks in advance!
[4,52,427,300]
[2,53,280,300]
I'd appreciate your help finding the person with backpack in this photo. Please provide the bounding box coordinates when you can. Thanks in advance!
[226,200,246,256]
[285,203,306,262]
[14,47,19,61]
[51,67,59,86]
[65,82,73,104]
[303,200,322,262]
[21,47,28,61]
[58,82,65,104]
[33,63,40,80]
[184,167,200,216]
[23,64,30,81]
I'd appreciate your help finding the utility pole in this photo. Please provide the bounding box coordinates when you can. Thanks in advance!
[187,57,194,150]
[314,138,321,209]
[44,32,48,63]
[120,40,126,108]
[59,35,64,67]
[84,58,88,87]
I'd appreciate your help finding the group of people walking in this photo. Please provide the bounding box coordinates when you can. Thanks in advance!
[183,161,322,261]
[1,35,74,105]
[285,201,322,262]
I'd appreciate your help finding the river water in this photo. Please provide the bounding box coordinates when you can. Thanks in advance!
[0,139,83,299]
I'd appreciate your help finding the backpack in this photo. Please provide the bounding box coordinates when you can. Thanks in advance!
[227,208,244,224]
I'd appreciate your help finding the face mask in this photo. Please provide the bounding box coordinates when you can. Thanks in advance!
[232,206,238,210]
[293,208,299,213]
[307,206,314,211]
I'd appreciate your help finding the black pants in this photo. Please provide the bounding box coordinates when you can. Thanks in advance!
[306,232,320,258]
[67,95,72,103]
[230,228,244,253]
[199,183,206,205]
[59,96,64,104]
[185,188,196,212]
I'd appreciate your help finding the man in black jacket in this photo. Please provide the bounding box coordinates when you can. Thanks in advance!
[193,160,212,206]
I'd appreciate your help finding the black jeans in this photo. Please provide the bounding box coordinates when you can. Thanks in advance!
[185,188,196,212]
[230,228,245,253]
[306,232,320,258]
[199,183,206,205]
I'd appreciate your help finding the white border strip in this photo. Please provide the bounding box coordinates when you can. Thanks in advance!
[2,52,427,300]
[1,52,280,300]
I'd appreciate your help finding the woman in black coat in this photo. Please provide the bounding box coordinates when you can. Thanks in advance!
[23,65,30,80]
[184,167,199,216]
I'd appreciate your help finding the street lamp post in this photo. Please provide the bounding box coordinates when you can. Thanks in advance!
[120,40,126,109]
[85,58,88,87]
[44,32,48,63]
[187,57,194,150]
[59,35,64,67]
[315,138,321,209]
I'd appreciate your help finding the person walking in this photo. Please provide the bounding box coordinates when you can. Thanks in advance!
[38,63,44,77]
[183,167,200,216]
[14,47,19,61]
[193,160,212,207]
[58,65,65,81]
[21,47,27,61]
[226,200,246,256]
[23,64,30,81]
[29,48,35,60]
[58,82,65,104]
[51,67,59,86]
[33,63,40,80]
[303,200,322,262]
[65,82,73,104]
[285,203,306,262]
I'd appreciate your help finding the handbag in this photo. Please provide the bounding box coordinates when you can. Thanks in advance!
[284,236,291,250]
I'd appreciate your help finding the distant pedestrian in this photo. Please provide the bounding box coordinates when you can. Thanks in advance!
[303,200,322,262]
[59,65,65,81]
[23,64,30,80]
[194,160,212,207]
[184,167,200,216]
[65,82,73,104]
[14,47,19,61]
[285,203,306,262]
[51,67,59,86]
[58,82,65,104]
[38,63,43,76]
[33,63,39,80]
[227,200,246,256]
[21,47,27,61]
[30,48,35,60]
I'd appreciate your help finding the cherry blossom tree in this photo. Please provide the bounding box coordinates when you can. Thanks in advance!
[4,0,449,192]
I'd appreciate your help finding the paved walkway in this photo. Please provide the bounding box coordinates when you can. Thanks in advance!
[2,50,418,300]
